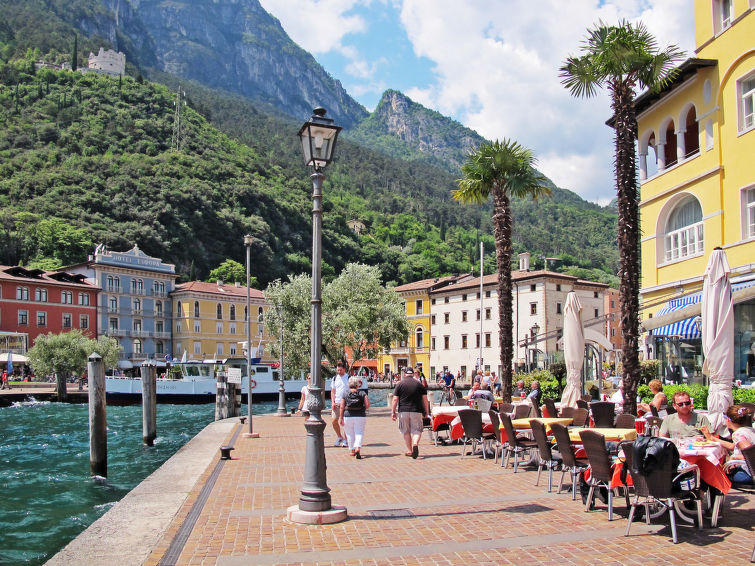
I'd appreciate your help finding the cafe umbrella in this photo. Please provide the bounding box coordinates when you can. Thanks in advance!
[701,247,734,433]
[560,291,585,408]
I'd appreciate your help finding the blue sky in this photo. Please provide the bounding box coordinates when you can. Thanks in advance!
[259,1,696,205]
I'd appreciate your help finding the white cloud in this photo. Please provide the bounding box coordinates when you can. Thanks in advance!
[258,0,368,53]
[398,0,695,203]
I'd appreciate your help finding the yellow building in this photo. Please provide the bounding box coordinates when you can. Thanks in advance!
[637,1,754,385]
[377,275,468,378]
[171,280,273,363]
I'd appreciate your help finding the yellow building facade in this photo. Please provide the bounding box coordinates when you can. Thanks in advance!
[171,281,273,363]
[637,1,754,385]
[377,276,465,378]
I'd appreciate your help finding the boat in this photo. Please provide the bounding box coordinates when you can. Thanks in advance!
[106,357,311,404]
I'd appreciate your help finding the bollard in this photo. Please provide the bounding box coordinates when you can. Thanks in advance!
[88,353,106,478]
[141,361,157,446]
[239,416,247,424]
[219,445,234,460]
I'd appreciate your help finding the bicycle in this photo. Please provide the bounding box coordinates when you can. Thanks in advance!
[438,385,457,405]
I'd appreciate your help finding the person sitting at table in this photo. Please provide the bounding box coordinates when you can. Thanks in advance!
[469,382,495,404]
[514,380,528,398]
[637,379,667,416]
[701,404,754,483]
[527,380,542,407]
[467,376,482,397]
[659,391,711,438]
[609,383,624,412]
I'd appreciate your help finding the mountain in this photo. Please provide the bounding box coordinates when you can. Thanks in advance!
[0,0,368,128]
[0,1,620,286]
[348,90,486,174]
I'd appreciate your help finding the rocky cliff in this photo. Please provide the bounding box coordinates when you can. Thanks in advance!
[349,89,488,172]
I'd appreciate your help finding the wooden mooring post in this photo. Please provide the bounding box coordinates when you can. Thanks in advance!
[87,352,106,477]
[215,368,240,420]
[141,361,157,446]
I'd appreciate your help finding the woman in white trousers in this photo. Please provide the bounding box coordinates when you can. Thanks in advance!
[339,376,370,458]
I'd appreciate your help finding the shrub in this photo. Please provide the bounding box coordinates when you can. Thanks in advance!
[733,387,755,405]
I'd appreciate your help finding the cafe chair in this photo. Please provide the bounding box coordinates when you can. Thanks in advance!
[579,430,620,520]
[576,399,589,411]
[571,408,590,428]
[551,423,589,500]
[529,397,542,418]
[543,397,558,418]
[710,444,755,527]
[500,412,537,472]
[531,419,562,492]
[591,401,617,428]
[580,394,593,403]
[615,413,637,429]
[559,406,576,420]
[458,409,493,460]
[624,439,703,543]
[649,404,659,417]
[513,404,531,420]
[499,402,514,414]
[488,410,504,464]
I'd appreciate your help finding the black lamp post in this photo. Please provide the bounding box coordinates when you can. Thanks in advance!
[288,107,345,524]
[275,302,288,416]
[243,235,258,438]
[530,323,540,370]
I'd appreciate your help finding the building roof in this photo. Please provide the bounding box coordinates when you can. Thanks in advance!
[606,58,718,127]
[0,265,95,288]
[425,270,610,294]
[172,280,264,300]
[394,274,471,293]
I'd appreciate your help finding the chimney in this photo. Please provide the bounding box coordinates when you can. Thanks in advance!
[235,281,240,288]
[217,279,223,286]
[518,252,530,272]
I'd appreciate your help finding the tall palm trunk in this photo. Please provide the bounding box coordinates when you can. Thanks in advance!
[612,80,641,415]
[492,185,514,402]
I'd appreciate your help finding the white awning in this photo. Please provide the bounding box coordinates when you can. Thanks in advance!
[117,360,133,369]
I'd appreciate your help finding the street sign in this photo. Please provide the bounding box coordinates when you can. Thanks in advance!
[227,368,242,384]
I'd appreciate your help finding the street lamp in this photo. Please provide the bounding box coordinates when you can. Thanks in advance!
[288,107,345,524]
[530,323,540,371]
[243,235,258,438]
[276,302,288,416]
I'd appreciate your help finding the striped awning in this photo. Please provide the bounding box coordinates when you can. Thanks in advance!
[650,280,755,339]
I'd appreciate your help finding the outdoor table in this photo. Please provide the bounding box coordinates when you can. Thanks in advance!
[430,406,462,431]
[509,417,572,433]
[568,427,637,443]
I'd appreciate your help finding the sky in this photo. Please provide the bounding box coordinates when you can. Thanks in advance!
[257,0,696,205]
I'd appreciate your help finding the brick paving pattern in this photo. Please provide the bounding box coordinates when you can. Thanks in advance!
[145,407,754,565]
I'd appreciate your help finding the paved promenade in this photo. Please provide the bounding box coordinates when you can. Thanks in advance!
[50,407,753,565]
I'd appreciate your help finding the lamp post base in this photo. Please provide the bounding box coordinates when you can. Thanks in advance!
[243,432,260,438]
[286,504,347,525]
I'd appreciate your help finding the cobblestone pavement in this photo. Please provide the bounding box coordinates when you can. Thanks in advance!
[145,407,754,566]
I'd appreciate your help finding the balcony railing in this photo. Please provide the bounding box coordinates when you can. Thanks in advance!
[107,329,128,337]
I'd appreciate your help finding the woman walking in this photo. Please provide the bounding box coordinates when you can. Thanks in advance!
[339,377,370,458]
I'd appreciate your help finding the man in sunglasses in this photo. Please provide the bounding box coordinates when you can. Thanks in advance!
[659,391,711,438]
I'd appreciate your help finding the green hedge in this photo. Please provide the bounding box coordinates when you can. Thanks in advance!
[637,383,755,410]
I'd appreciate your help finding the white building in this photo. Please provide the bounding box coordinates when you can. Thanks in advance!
[88,48,126,76]
[428,253,610,380]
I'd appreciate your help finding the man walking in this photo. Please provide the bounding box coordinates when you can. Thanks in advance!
[331,361,350,447]
[391,366,429,459]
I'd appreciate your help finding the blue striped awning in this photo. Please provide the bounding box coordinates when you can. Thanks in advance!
[649,280,754,339]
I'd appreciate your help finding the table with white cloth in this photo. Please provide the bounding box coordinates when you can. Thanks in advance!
[430,407,495,440]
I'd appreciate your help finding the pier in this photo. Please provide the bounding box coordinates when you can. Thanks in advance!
[48,407,754,565]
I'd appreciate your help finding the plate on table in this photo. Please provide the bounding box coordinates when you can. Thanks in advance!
[692,441,716,447]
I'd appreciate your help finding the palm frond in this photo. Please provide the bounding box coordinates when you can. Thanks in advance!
[559,55,600,98]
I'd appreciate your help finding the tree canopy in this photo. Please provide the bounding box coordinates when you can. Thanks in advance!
[27,330,121,378]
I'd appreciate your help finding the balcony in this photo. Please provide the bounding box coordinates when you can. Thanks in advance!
[153,331,171,339]
[132,330,150,338]
[107,329,128,337]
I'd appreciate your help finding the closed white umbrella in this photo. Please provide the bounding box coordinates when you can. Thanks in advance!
[560,291,585,408]
[702,247,734,432]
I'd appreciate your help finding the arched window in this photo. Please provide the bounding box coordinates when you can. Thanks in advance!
[155,300,162,315]
[229,305,236,320]
[107,276,114,291]
[133,298,141,313]
[217,303,223,320]
[194,301,200,318]
[133,338,142,354]
[131,279,137,294]
[415,327,424,349]
[665,196,704,262]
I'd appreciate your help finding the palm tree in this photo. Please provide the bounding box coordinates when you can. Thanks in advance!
[560,21,684,414]
[454,140,549,402]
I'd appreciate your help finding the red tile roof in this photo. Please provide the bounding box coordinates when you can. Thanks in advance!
[173,280,264,299]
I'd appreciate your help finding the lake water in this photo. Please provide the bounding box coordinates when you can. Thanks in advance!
[0,391,388,564]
